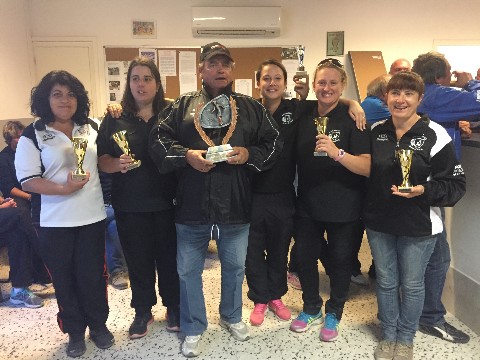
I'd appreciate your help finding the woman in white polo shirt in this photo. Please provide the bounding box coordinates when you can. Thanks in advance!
[15,71,113,358]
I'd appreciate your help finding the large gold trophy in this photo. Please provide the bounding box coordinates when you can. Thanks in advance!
[112,130,141,170]
[72,137,88,181]
[396,149,414,193]
[313,117,329,156]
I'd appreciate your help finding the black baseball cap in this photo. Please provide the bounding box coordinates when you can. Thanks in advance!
[200,42,234,62]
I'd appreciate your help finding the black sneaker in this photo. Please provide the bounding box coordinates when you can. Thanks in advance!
[67,333,86,358]
[419,322,470,344]
[166,306,180,332]
[129,313,154,339]
[90,326,115,349]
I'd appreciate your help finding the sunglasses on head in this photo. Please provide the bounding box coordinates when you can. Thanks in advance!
[318,58,344,68]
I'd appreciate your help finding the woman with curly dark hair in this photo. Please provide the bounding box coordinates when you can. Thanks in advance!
[15,70,113,358]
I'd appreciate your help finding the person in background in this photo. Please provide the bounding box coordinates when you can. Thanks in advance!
[364,71,466,360]
[476,67,480,81]
[98,56,180,340]
[149,42,282,358]
[291,58,370,342]
[0,195,45,308]
[99,171,129,290]
[15,70,113,358]
[0,121,51,288]
[411,51,480,344]
[361,74,392,124]
[389,59,411,75]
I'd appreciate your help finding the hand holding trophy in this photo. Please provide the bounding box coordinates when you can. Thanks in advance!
[72,137,88,181]
[396,149,413,192]
[112,130,141,171]
[313,117,329,156]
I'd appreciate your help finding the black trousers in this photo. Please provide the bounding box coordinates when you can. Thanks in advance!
[245,192,294,304]
[294,217,360,320]
[0,206,38,287]
[40,220,108,334]
[115,209,179,314]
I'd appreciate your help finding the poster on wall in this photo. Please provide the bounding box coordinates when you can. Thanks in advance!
[139,48,157,64]
[105,61,130,104]
[179,51,197,94]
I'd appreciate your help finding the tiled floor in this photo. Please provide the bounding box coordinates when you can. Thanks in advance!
[0,240,478,360]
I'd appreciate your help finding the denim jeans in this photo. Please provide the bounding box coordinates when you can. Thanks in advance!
[420,208,450,327]
[105,205,127,275]
[367,228,437,344]
[176,223,250,336]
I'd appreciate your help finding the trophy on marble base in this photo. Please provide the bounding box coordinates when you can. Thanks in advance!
[72,137,88,181]
[206,144,234,163]
[112,130,141,171]
[295,45,309,83]
[313,117,329,156]
[396,149,414,193]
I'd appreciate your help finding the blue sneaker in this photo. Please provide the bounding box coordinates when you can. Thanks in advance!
[320,312,340,341]
[290,311,323,332]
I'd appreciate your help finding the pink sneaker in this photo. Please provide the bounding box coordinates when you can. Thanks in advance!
[268,299,291,321]
[287,272,302,290]
[249,303,268,326]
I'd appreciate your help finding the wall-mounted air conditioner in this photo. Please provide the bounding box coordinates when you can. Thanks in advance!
[192,7,281,38]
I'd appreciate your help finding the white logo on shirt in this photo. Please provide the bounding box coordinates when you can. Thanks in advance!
[409,136,426,151]
[281,112,293,124]
[329,130,341,143]
[453,164,465,176]
[377,134,388,141]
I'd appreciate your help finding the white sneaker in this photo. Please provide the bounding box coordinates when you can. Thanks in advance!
[219,318,250,341]
[351,273,369,286]
[181,335,202,357]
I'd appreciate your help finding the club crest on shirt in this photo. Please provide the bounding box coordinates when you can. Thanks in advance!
[281,112,293,125]
[42,133,55,142]
[328,130,341,143]
[409,136,426,151]
[377,134,388,141]
[453,164,465,176]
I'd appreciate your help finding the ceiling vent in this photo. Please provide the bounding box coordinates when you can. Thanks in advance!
[192,7,281,38]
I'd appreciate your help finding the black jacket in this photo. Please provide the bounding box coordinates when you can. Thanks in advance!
[149,87,282,224]
[363,116,466,236]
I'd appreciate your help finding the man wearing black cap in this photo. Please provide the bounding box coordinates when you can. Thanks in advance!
[149,42,282,357]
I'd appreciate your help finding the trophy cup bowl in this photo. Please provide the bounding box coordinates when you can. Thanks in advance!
[313,117,329,156]
[72,137,88,181]
[112,130,141,170]
[396,149,414,193]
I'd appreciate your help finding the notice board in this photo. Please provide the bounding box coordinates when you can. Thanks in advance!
[104,46,284,101]
[348,51,386,101]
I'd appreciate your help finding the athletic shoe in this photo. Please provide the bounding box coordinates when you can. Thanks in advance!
[109,271,129,290]
[268,299,291,321]
[249,303,268,326]
[129,313,154,339]
[182,335,202,357]
[219,318,250,341]
[351,273,369,286]
[287,272,302,290]
[66,333,86,358]
[290,311,323,332]
[374,340,396,359]
[419,322,470,343]
[10,288,44,308]
[166,306,180,332]
[393,342,413,360]
[90,326,115,349]
[320,312,340,341]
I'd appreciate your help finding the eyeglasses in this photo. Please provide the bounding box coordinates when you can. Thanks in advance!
[317,58,344,69]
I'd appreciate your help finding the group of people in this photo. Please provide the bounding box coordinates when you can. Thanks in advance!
[6,41,477,360]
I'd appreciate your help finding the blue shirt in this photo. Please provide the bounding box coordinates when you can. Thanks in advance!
[360,96,390,124]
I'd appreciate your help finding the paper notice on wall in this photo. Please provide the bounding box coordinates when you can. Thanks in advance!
[139,48,157,64]
[105,61,130,104]
[179,51,197,94]
[158,50,176,76]
[235,79,252,97]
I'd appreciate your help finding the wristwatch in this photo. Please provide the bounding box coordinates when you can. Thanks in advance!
[334,149,345,162]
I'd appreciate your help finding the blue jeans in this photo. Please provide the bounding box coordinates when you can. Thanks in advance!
[176,223,249,336]
[367,228,437,344]
[420,208,450,327]
[105,205,127,274]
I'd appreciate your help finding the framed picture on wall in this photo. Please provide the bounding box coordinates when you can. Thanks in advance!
[132,20,157,39]
[327,31,344,56]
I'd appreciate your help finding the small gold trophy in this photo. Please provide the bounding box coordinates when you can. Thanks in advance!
[295,45,309,83]
[396,149,414,193]
[313,117,329,156]
[72,137,88,181]
[112,130,141,170]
